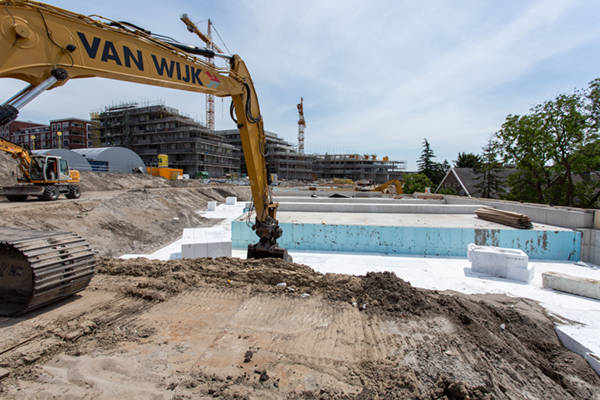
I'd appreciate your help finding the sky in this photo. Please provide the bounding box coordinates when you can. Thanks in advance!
[2,0,600,170]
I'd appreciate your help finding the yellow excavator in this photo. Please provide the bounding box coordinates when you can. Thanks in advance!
[0,138,81,201]
[0,1,291,315]
[372,179,403,194]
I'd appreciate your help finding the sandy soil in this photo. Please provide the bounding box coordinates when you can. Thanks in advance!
[1,151,600,399]
[0,151,252,257]
[1,257,599,399]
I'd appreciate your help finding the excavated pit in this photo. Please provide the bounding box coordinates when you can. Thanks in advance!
[0,160,598,399]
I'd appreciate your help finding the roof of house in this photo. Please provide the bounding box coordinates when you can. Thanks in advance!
[437,167,517,198]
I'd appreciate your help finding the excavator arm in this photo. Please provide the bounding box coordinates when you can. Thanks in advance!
[0,0,290,261]
[0,137,32,179]
[372,179,403,194]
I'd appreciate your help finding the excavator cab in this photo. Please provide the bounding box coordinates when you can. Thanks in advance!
[28,156,46,181]
[29,155,60,182]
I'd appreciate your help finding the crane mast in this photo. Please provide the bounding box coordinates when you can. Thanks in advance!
[297,97,305,154]
[180,15,224,131]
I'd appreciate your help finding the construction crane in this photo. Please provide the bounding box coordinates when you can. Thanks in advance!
[297,97,305,154]
[180,14,225,130]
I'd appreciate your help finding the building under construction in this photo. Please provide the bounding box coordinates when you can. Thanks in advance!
[314,154,406,184]
[95,102,239,178]
[218,129,318,181]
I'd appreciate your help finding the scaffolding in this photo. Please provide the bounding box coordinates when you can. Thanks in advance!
[97,102,239,178]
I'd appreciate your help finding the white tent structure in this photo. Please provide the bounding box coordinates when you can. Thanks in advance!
[72,147,145,173]
[32,149,92,172]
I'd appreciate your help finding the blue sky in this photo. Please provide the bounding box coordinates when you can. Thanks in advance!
[2,0,599,170]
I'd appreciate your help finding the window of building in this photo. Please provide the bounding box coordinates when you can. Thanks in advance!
[62,122,69,128]
[63,139,69,147]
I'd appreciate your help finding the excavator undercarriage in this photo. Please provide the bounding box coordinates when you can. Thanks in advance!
[0,227,96,316]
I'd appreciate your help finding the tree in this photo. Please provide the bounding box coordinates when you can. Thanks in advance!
[454,152,483,169]
[495,78,600,207]
[473,138,505,198]
[417,139,447,185]
[437,186,457,195]
[417,139,436,178]
[403,173,433,194]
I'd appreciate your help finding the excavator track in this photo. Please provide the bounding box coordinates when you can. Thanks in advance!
[0,227,95,316]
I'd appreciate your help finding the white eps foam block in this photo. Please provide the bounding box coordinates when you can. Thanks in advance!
[467,243,534,283]
[207,201,217,211]
[585,353,600,377]
[181,228,231,259]
[555,326,593,358]
[542,271,600,300]
[226,197,237,205]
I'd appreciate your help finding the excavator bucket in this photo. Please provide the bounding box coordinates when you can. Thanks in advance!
[247,243,293,263]
[0,227,96,316]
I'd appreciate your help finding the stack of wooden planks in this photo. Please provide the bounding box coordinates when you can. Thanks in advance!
[475,206,533,229]
[417,194,444,200]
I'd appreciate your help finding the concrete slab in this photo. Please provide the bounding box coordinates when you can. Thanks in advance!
[542,271,600,300]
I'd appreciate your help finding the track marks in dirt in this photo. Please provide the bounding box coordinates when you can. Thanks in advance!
[1,258,600,399]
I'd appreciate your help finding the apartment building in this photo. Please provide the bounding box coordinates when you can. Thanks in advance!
[95,103,239,178]
[314,154,406,184]
[218,129,318,181]
[50,118,93,149]
[3,119,92,150]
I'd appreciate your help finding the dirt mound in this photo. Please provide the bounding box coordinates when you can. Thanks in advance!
[1,256,599,398]
[0,186,251,256]
[80,257,600,399]
[0,152,249,193]
[0,152,18,186]
[78,171,175,192]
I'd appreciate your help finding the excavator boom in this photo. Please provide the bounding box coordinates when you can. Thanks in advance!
[372,179,403,194]
[0,1,290,261]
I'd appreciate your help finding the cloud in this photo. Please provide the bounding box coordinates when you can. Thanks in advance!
[2,0,600,169]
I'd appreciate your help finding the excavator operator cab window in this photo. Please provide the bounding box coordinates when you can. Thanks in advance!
[59,159,69,179]
[29,157,44,181]
[45,157,58,181]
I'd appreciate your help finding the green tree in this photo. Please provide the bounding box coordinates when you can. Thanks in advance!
[495,78,600,207]
[403,173,433,194]
[454,152,483,169]
[473,139,505,198]
[417,139,447,185]
[437,186,457,195]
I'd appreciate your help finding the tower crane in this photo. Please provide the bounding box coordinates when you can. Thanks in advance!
[180,14,225,130]
[297,97,305,154]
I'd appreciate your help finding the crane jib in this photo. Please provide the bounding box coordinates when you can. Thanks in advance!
[75,31,216,87]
